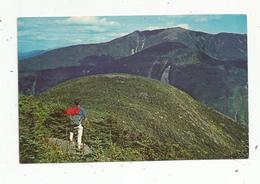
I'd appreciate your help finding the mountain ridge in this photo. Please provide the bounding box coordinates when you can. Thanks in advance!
[19,27,247,72]
[18,27,248,125]
[36,74,248,161]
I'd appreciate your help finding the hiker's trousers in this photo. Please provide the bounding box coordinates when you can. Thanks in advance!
[69,124,83,148]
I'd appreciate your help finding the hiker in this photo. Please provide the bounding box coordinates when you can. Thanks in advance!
[65,99,87,149]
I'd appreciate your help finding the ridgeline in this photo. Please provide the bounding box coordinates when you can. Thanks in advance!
[19,74,248,163]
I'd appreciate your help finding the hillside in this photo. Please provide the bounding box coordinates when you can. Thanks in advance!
[19,74,248,162]
[109,43,248,125]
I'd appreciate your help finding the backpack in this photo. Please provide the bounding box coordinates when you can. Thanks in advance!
[69,114,83,126]
[65,107,83,126]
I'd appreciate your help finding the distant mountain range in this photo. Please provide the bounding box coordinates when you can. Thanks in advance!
[18,27,248,125]
[18,50,47,61]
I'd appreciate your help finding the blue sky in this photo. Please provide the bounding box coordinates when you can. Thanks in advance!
[18,15,247,53]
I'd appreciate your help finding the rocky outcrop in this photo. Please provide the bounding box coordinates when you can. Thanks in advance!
[47,138,92,155]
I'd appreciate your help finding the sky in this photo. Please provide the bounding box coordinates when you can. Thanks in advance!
[18,15,247,53]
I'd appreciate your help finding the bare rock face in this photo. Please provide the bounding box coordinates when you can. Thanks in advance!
[47,138,92,155]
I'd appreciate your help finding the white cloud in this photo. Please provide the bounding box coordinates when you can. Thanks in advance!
[145,26,163,30]
[193,15,221,22]
[145,24,191,31]
[66,16,119,26]
[174,24,191,29]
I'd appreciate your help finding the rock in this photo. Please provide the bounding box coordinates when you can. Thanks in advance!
[47,138,92,155]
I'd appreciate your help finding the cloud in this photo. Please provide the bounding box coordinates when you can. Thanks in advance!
[174,24,191,29]
[145,26,163,30]
[193,15,221,22]
[145,24,191,31]
[66,16,119,26]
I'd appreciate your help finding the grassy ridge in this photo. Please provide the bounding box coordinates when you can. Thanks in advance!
[19,74,248,162]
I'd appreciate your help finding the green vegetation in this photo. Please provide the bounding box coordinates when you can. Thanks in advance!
[19,96,71,163]
[19,74,248,163]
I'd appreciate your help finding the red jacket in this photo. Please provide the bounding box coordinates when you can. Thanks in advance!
[65,107,80,115]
